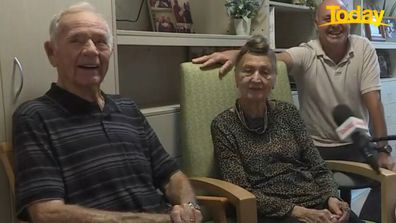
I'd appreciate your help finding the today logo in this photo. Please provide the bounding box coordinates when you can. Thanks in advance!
[320,5,389,27]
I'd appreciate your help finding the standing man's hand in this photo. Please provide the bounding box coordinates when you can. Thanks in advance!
[192,50,239,78]
[170,203,202,223]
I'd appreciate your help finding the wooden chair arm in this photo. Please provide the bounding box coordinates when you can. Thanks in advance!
[326,160,396,223]
[196,196,228,223]
[0,143,14,195]
[190,177,256,223]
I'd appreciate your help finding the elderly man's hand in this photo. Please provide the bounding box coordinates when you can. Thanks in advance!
[170,203,202,223]
[192,50,239,79]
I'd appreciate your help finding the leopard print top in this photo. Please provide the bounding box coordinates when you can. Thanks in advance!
[211,100,339,218]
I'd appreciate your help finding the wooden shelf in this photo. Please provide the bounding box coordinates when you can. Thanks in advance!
[116,30,250,47]
[269,1,312,12]
[371,41,396,49]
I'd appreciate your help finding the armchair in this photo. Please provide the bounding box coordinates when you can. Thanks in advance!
[0,142,18,222]
[0,143,14,196]
[326,160,396,223]
[179,61,292,222]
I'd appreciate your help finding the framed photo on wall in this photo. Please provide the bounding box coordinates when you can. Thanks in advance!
[377,49,392,78]
[383,17,396,42]
[147,0,193,33]
[365,23,386,41]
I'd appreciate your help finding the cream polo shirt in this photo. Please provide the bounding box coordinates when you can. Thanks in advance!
[286,34,380,147]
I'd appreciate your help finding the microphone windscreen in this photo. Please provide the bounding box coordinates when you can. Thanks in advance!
[332,104,353,126]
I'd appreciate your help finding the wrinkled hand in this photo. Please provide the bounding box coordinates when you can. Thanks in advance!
[170,203,202,223]
[377,152,396,171]
[327,197,350,223]
[291,206,339,223]
[192,50,239,79]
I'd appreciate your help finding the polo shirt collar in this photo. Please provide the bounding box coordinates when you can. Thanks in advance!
[313,35,354,63]
[45,83,121,114]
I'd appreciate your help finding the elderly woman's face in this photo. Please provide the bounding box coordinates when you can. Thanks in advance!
[235,53,275,102]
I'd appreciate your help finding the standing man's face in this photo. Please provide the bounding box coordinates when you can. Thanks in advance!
[315,0,350,48]
[45,11,112,92]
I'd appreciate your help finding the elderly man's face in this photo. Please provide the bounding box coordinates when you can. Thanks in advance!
[235,53,275,102]
[316,0,350,48]
[46,11,112,91]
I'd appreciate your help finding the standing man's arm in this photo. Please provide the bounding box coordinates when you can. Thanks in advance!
[276,51,294,72]
[362,91,396,171]
[191,50,295,78]
[192,50,239,78]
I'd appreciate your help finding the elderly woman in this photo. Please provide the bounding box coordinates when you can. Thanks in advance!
[211,36,360,223]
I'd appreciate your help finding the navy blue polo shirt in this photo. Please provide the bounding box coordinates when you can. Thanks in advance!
[13,83,179,220]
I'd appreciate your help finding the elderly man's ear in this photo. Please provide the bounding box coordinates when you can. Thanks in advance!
[44,41,57,67]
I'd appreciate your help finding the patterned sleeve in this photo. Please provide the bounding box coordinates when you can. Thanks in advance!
[139,109,179,189]
[286,104,339,201]
[211,117,296,217]
[13,109,64,220]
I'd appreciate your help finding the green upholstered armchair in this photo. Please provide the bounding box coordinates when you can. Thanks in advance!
[179,61,396,223]
[179,61,292,223]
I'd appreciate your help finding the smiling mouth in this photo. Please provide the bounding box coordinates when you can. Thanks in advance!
[78,65,99,69]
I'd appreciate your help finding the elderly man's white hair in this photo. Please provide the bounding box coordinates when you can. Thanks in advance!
[49,1,113,49]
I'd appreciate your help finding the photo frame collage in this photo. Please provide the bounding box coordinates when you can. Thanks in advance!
[147,0,193,33]
[363,0,396,42]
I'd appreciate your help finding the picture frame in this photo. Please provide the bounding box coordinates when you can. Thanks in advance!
[377,50,392,78]
[365,23,386,41]
[147,0,193,33]
[341,0,353,12]
[382,17,396,42]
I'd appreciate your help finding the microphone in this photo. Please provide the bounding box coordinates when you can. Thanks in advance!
[371,135,396,142]
[332,104,380,174]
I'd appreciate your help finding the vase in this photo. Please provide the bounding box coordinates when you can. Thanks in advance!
[233,18,251,35]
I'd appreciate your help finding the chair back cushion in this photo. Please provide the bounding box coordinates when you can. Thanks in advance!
[180,61,291,177]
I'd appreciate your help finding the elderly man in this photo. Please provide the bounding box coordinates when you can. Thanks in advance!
[12,2,202,223]
[193,0,396,221]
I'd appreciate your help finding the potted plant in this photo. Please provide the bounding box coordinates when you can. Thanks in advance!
[225,0,262,35]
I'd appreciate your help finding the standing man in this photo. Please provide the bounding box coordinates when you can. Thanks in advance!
[193,0,396,221]
[13,2,202,223]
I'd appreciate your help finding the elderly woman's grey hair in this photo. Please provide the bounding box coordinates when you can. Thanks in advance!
[49,1,113,49]
[235,35,277,75]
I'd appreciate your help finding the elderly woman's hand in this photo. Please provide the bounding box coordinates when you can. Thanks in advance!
[192,50,239,79]
[291,205,339,223]
[327,197,350,223]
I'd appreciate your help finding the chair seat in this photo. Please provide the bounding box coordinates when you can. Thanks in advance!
[333,171,378,190]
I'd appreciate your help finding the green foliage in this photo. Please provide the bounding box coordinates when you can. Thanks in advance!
[225,0,262,19]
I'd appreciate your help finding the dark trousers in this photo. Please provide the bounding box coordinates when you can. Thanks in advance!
[317,145,381,223]
[258,204,363,223]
